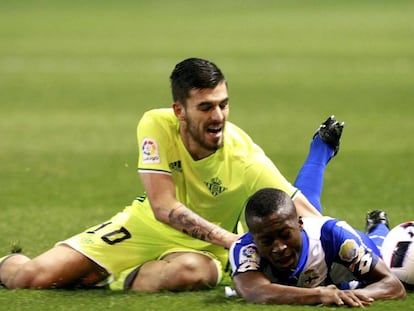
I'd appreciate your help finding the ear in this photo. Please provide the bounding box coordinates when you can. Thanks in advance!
[173,102,185,121]
[298,216,304,230]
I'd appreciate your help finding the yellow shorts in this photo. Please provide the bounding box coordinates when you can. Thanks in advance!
[59,201,227,289]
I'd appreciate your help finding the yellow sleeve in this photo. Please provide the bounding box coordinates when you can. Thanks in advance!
[137,109,177,173]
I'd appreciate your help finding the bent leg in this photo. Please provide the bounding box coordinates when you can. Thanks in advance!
[0,245,108,289]
[365,210,390,251]
[294,135,335,212]
[294,116,344,213]
[367,224,390,252]
[130,252,219,292]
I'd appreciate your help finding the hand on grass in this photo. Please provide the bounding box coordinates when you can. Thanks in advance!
[319,285,374,307]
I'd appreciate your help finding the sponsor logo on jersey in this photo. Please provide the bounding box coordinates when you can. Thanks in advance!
[204,177,227,196]
[339,239,359,262]
[169,160,182,172]
[348,246,368,273]
[242,244,258,258]
[142,138,160,164]
[237,244,260,273]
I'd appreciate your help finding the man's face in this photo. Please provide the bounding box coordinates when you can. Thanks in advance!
[251,211,303,273]
[174,81,229,160]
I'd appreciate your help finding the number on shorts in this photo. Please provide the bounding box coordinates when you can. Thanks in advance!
[86,222,132,245]
[101,227,131,245]
[86,222,112,234]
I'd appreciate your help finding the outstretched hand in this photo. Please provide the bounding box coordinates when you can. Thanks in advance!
[319,285,374,307]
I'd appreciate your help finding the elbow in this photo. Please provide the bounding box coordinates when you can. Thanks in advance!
[151,209,163,222]
[149,199,181,225]
[242,288,276,305]
[396,281,407,300]
[149,203,169,224]
[394,286,407,300]
[391,275,407,300]
[400,289,407,300]
[244,293,269,305]
[152,209,169,224]
[385,276,407,300]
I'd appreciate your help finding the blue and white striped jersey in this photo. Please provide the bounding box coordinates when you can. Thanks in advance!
[229,216,381,288]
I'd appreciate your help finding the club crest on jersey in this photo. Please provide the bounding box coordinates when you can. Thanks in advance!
[339,239,359,262]
[204,177,227,196]
[301,269,321,287]
[141,138,160,164]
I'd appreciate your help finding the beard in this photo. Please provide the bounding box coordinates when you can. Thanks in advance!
[185,117,224,152]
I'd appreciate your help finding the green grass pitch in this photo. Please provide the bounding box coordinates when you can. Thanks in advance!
[0,1,413,310]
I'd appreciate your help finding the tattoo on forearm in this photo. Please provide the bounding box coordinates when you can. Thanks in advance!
[168,205,218,242]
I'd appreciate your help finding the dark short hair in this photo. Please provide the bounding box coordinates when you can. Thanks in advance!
[245,188,295,230]
[170,58,225,104]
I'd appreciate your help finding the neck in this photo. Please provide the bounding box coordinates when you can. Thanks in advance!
[179,126,215,160]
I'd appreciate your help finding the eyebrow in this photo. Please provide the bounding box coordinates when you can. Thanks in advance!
[198,97,229,107]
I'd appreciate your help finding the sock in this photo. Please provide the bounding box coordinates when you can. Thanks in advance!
[367,224,390,252]
[294,135,335,213]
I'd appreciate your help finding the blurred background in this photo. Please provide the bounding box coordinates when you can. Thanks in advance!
[1,0,413,256]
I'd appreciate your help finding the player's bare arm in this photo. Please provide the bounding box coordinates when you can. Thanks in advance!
[354,257,406,300]
[167,204,237,248]
[140,172,238,248]
[293,192,322,218]
[233,271,372,307]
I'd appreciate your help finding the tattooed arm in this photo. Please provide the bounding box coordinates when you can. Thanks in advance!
[140,172,239,248]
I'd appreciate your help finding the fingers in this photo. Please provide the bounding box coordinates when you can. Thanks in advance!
[338,290,374,308]
[321,286,374,308]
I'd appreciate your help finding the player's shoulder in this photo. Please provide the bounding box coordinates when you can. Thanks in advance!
[224,121,264,155]
[229,233,260,274]
[316,217,364,251]
[230,233,255,252]
[140,108,176,123]
[303,217,334,233]
[225,121,252,142]
[138,108,178,134]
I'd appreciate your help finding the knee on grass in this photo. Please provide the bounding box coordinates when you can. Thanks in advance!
[2,256,59,289]
[133,253,219,292]
[166,253,218,291]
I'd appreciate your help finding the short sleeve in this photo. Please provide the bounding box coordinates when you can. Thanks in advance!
[229,233,261,276]
[321,220,379,278]
[137,109,177,173]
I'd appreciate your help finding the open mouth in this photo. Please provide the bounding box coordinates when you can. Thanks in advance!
[206,126,223,137]
[207,125,222,133]
[273,255,295,269]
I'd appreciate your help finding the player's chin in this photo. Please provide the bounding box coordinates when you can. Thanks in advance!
[205,136,224,150]
[214,138,224,149]
[271,254,297,271]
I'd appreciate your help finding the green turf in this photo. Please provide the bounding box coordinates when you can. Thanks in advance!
[1,0,413,310]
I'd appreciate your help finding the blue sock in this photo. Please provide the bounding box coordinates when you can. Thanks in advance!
[367,224,390,252]
[294,136,335,213]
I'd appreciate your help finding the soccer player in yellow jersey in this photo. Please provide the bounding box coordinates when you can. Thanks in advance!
[0,58,325,291]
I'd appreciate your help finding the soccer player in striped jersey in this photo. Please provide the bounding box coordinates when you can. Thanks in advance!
[229,131,407,307]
